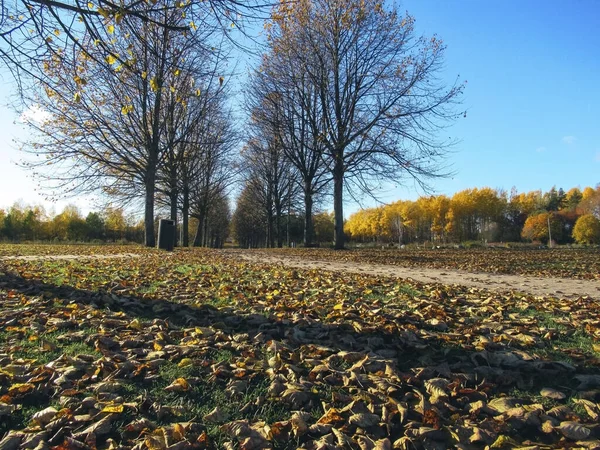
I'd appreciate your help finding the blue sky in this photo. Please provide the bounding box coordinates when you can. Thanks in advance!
[1,0,599,215]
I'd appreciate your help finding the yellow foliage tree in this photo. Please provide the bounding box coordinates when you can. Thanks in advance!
[572,214,600,244]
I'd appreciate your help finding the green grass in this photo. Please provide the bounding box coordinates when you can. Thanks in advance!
[0,327,100,364]
[173,264,214,275]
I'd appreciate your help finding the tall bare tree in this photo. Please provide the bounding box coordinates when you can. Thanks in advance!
[19,1,219,246]
[241,124,297,248]
[247,60,330,247]
[266,0,465,248]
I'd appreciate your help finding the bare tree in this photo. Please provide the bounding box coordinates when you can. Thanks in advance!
[0,0,268,94]
[241,123,297,248]
[266,0,464,248]
[247,59,331,247]
[155,45,230,245]
[19,1,219,246]
[185,99,238,248]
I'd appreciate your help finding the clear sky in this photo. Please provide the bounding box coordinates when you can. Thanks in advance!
[1,0,599,216]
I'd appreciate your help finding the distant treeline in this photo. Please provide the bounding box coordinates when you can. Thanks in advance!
[345,185,600,245]
[0,204,145,243]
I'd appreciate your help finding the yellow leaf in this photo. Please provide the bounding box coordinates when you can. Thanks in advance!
[129,318,142,330]
[141,71,147,80]
[107,25,115,34]
[8,383,35,395]
[53,29,60,36]
[178,358,193,368]
[165,377,189,392]
[106,54,117,65]
[174,69,180,76]
[153,342,163,351]
[190,21,197,31]
[170,85,175,93]
[333,303,344,310]
[195,88,201,97]
[73,92,82,103]
[102,404,124,413]
[150,77,158,92]
[87,2,94,8]
[173,423,185,441]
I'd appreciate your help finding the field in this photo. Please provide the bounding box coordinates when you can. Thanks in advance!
[1,244,600,449]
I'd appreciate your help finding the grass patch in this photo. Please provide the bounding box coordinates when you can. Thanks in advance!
[173,264,214,275]
[0,328,100,364]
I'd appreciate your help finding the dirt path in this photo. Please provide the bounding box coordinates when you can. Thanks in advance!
[228,249,600,300]
[2,250,599,300]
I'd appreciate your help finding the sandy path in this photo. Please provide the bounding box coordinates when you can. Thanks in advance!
[228,249,600,300]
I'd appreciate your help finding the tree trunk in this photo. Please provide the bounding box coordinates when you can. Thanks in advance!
[182,187,189,247]
[275,200,283,248]
[304,187,314,247]
[333,157,344,250]
[203,214,209,247]
[169,187,178,247]
[192,217,202,247]
[144,170,156,247]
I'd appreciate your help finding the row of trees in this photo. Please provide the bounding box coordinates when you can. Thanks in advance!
[0,204,142,242]
[345,185,600,245]
[5,0,253,248]
[0,202,232,245]
[233,0,463,249]
[5,0,462,249]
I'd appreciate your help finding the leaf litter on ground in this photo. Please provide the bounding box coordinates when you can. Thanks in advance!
[0,244,599,450]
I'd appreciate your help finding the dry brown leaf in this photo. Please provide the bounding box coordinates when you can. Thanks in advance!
[557,421,591,440]
[540,387,566,400]
[348,412,380,428]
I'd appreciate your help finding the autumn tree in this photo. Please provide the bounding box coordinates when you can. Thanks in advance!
[265,0,463,249]
[521,212,563,244]
[572,214,600,245]
[579,185,600,219]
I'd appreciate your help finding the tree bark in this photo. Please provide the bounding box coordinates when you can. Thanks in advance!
[192,217,202,247]
[333,156,344,250]
[182,187,189,247]
[169,186,178,247]
[304,186,314,247]
[144,169,156,247]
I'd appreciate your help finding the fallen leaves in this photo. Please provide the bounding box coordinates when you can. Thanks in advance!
[0,244,599,449]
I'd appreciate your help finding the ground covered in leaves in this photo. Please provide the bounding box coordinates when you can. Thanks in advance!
[253,247,600,280]
[1,244,600,450]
